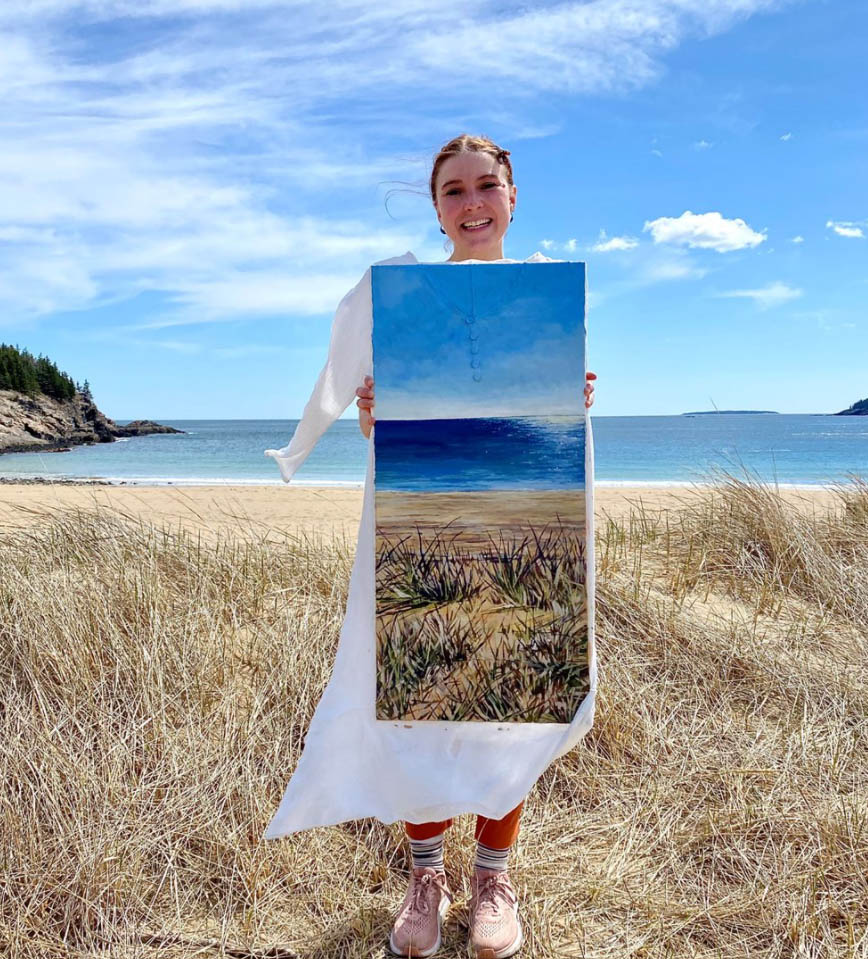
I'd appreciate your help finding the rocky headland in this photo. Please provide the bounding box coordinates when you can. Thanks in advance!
[835,397,868,416]
[0,389,183,456]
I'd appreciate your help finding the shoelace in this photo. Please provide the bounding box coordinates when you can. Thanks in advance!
[473,873,516,918]
[409,871,453,917]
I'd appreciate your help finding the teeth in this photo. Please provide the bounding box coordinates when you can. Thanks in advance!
[463,219,491,228]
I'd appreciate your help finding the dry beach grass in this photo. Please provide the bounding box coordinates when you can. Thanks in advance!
[1,475,867,957]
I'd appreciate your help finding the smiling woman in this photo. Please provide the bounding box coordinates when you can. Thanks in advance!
[264,132,596,959]
[429,134,517,262]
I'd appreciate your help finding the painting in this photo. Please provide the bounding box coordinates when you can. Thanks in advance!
[372,261,589,724]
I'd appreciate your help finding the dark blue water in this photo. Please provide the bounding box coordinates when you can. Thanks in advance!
[0,414,865,486]
[375,416,585,492]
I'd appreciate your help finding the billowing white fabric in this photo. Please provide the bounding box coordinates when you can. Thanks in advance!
[263,251,597,836]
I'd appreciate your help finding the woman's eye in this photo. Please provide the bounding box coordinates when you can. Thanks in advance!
[446,188,461,196]
[482,182,497,189]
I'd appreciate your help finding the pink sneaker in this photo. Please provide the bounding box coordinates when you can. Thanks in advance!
[389,866,452,957]
[469,868,523,959]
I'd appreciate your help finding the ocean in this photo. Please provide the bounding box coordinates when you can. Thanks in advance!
[0,414,865,487]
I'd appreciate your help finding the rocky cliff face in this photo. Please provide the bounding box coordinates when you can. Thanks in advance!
[0,389,182,454]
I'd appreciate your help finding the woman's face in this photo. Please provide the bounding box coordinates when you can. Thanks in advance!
[433,151,516,261]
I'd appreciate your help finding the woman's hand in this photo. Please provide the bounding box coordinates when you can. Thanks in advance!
[356,375,375,438]
[585,370,597,409]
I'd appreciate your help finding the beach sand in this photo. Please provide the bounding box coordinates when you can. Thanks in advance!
[0,481,844,542]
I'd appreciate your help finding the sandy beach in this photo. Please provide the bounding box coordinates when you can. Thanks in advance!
[0,480,844,542]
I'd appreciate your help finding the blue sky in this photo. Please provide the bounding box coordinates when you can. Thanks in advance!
[373,263,585,419]
[0,0,864,419]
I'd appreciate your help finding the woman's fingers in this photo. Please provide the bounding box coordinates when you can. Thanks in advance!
[356,375,375,412]
[358,377,376,438]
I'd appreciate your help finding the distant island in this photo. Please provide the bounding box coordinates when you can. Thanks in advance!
[682,410,779,416]
[0,343,182,455]
[835,397,868,416]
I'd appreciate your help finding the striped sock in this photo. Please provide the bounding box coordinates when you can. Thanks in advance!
[474,841,510,873]
[409,833,445,873]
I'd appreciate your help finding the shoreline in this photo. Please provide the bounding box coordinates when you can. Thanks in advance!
[0,475,853,491]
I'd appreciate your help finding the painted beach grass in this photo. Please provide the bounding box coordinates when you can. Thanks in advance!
[376,508,588,722]
[372,262,589,723]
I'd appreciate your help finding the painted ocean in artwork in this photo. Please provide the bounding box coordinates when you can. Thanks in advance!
[374,415,586,492]
[372,261,590,725]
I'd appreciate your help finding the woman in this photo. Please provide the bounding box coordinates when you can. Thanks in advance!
[354,135,596,959]
[264,134,596,959]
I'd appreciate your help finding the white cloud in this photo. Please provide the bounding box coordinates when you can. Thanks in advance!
[0,0,798,323]
[718,281,803,309]
[826,220,865,239]
[644,210,766,252]
[780,132,793,141]
[592,230,639,252]
[149,339,203,354]
[692,139,712,150]
[127,270,368,329]
[790,235,804,243]
[651,148,663,157]
[538,238,579,254]
[640,258,708,282]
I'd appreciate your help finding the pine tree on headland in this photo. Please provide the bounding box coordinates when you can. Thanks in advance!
[0,343,76,401]
[81,379,93,402]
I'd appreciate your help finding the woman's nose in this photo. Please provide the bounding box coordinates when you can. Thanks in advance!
[463,191,484,210]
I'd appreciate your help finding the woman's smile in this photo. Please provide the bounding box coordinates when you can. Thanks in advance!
[461,217,493,232]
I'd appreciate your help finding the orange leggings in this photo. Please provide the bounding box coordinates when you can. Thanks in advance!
[404,801,524,849]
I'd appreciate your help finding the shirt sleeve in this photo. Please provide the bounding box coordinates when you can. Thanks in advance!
[264,268,374,483]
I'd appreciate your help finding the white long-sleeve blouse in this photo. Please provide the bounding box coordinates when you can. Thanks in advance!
[263,250,597,836]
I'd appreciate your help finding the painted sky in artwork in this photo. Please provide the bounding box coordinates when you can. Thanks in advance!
[372,262,585,421]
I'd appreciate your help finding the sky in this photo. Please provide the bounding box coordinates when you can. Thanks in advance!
[0,0,865,419]
[373,262,585,420]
